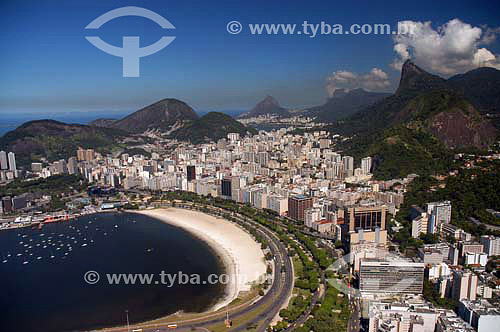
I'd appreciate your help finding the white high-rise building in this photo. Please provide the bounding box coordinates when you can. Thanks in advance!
[480,235,500,257]
[7,152,17,176]
[361,157,372,175]
[0,151,7,170]
[427,201,452,234]
[342,156,354,177]
[304,207,321,228]
[452,270,478,301]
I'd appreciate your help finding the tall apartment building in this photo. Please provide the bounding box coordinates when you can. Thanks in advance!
[410,205,429,238]
[257,152,269,166]
[361,156,372,175]
[342,156,354,177]
[221,177,232,198]
[77,148,95,162]
[0,151,8,170]
[359,259,425,295]
[346,205,386,232]
[186,165,196,181]
[267,195,288,216]
[7,152,16,174]
[480,236,500,256]
[427,201,452,234]
[344,205,388,248]
[1,196,13,213]
[304,208,321,228]
[452,270,478,301]
[67,157,78,175]
[227,133,240,141]
[288,195,313,222]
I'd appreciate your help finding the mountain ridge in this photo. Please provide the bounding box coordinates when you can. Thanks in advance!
[171,112,256,144]
[239,96,289,118]
[105,98,199,133]
[331,60,498,179]
[305,88,391,122]
[0,120,126,166]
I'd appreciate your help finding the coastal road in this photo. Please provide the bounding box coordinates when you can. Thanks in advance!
[100,204,294,332]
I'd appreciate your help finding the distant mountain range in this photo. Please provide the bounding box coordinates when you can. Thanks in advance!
[331,60,499,179]
[2,60,499,175]
[237,89,391,123]
[238,96,290,119]
[305,88,391,122]
[90,98,255,142]
[1,99,256,166]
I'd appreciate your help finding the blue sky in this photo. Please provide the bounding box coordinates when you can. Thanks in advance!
[0,0,499,114]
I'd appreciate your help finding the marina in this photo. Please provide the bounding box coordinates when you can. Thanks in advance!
[0,212,225,332]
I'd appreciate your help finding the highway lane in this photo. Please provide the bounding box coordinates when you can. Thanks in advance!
[347,297,360,332]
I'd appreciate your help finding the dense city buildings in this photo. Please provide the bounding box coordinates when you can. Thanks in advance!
[2,127,499,332]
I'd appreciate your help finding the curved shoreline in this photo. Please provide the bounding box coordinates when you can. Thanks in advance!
[134,208,267,312]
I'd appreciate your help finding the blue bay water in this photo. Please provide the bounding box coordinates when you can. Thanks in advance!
[0,212,225,332]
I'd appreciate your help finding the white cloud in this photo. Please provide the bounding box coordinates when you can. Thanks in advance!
[391,19,500,76]
[481,26,500,45]
[325,67,390,96]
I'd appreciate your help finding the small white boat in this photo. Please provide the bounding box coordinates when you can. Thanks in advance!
[23,261,29,265]
[82,243,87,247]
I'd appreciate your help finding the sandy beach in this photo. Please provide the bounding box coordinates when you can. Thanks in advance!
[136,208,267,311]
